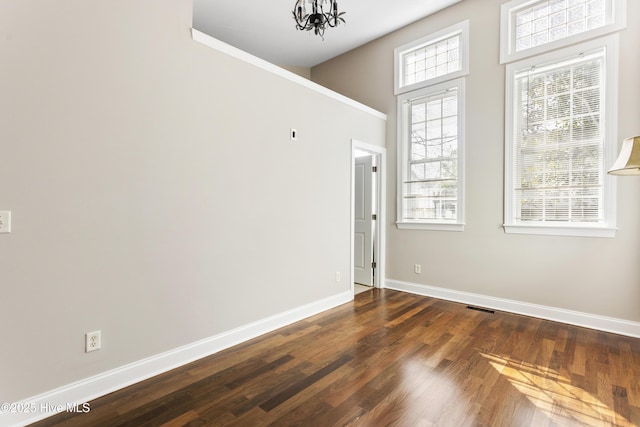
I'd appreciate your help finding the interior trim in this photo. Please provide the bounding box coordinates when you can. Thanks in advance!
[191,29,387,121]
[385,279,640,338]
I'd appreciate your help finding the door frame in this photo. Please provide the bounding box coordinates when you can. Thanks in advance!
[350,139,386,293]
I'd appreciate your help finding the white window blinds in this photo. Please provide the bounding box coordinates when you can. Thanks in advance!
[512,49,604,223]
[402,88,459,222]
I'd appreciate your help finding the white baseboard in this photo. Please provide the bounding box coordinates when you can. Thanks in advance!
[385,279,640,338]
[2,291,353,427]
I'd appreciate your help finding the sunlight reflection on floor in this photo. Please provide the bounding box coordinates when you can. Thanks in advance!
[482,353,631,427]
[397,359,475,426]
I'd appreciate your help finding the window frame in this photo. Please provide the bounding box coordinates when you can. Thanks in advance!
[500,0,627,64]
[503,35,619,237]
[394,20,469,95]
[397,77,466,231]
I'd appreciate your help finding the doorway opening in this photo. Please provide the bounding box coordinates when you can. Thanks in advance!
[351,140,386,296]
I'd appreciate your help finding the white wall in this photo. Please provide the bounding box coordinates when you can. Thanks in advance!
[0,0,385,406]
[312,0,640,322]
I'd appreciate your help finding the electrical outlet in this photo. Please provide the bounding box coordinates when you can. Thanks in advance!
[414,264,422,274]
[85,331,101,353]
[0,211,11,233]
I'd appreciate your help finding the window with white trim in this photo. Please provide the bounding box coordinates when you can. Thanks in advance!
[395,21,469,95]
[397,78,465,231]
[500,0,626,63]
[504,36,618,237]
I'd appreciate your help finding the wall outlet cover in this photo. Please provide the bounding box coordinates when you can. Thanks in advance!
[85,331,101,353]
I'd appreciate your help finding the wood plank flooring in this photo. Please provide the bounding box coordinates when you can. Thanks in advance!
[31,289,640,426]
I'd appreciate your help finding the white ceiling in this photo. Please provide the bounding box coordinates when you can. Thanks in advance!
[192,0,462,68]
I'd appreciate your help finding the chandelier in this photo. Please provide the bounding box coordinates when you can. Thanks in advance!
[293,0,345,39]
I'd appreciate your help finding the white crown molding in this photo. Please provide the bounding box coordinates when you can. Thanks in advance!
[1,291,353,427]
[191,29,387,122]
[385,279,640,338]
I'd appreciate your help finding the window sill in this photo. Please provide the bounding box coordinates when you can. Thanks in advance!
[503,223,617,238]
[397,222,465,232]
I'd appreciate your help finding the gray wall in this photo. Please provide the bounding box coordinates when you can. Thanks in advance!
[0,0,385,402]
[312,0,640,320]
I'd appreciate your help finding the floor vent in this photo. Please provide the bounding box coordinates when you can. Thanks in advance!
[466,305,495,314]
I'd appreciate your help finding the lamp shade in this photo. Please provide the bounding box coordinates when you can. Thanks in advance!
[608,136,640,175]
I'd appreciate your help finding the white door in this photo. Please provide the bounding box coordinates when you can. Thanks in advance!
[354,155,374,286]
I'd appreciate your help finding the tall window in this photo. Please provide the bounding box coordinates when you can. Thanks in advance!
[397,79,465,231]
[396,22,468,230]
[504,36,618,237]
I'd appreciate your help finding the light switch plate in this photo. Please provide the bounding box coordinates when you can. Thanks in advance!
[0,211,11,233]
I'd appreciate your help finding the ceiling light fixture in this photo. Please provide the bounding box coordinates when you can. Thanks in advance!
[293,0,345,39]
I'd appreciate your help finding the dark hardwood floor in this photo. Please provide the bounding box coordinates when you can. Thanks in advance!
[31,289,640,426]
